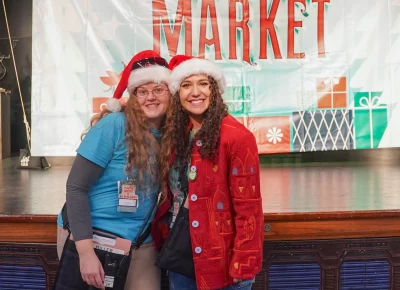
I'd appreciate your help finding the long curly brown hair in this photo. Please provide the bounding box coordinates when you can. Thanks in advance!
[163,76,228,173]
[84,92,173,201]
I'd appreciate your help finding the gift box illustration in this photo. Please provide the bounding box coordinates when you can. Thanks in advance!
[354,92,388,149]
[316,76,347,109]
[292,109,354,152]
[236,116,291,154]
[223,86,251,115]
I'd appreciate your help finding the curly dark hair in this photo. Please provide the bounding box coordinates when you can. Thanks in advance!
[167,76,228,172]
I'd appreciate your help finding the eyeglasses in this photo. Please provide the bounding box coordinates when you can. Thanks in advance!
[134,88,169,99]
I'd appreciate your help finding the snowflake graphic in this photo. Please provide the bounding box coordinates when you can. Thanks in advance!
[267,127,283,144]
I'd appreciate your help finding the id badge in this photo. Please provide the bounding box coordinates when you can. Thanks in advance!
[118,180,139,212]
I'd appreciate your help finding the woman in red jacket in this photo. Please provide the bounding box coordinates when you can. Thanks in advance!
[154,55,264,290]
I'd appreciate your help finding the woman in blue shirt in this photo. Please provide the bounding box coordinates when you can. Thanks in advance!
[55,50,171,290]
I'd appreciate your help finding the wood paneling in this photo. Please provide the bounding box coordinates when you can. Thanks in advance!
[264,213,400,241]
[0,220,57,243]
[3,210,400,243]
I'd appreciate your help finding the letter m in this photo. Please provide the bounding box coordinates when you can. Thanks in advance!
[152,0,192,56]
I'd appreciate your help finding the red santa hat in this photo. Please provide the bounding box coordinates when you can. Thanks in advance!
[107,50,171,112]
[168,55,226,95]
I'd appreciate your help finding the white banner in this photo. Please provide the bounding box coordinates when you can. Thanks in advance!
[32,0,400,156]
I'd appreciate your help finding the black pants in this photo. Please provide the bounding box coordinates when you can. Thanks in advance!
[53,238,131,290]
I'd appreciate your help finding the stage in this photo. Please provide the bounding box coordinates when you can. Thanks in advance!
[2,154,400,289]
[2,157,400,213]
[1,154,400,241]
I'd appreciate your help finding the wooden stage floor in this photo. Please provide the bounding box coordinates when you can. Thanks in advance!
[2,155,400,290]
[1,157,400,215]
[1,156,400,242]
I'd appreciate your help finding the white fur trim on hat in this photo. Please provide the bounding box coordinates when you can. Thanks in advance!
[127,65,171,93]
[169,58,226,95]
[106,98,122,112]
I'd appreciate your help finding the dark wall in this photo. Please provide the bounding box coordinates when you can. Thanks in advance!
[0,0,32,154]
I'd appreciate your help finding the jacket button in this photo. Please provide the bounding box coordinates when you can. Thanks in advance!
[192,221,199,228]
[196,140,202,147]
[194,247,202,254]
[191,194,198,201]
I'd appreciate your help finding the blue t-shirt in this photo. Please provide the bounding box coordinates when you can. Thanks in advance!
[57,112,160,242]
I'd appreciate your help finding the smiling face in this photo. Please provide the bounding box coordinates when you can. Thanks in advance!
[134,82,170,128]
[179,74,211,123]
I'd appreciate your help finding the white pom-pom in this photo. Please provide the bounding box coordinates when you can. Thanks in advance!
[106,98,122,112]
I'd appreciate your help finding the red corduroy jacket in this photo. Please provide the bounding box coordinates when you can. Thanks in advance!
[152,115,263,290]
